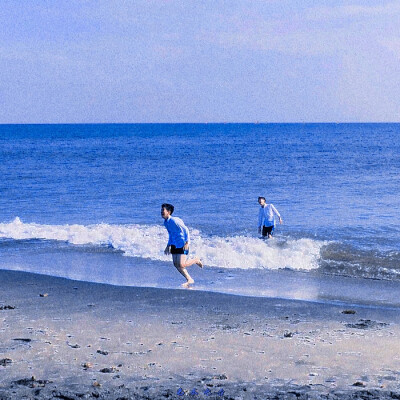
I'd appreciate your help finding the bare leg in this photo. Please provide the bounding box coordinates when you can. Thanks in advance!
[172,254,197,287]
[182,255,203,269]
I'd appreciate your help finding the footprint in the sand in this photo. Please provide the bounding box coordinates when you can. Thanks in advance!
[12,376,52,388]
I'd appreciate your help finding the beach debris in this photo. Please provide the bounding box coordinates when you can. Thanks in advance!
[12,376,51,388]
[0,358,12,366]
[0,305,15,310]
[284,331,294,338]
[39,293,49,297]
[342,309,356,314]
[97,349,109,355]
[67,342,81,348]
[93,381,101,387]
[212,374,228,380]
[13,338,31,342]
[345,319,389,330]
[99,366,119,373]
[82,362,93,369]
[352,381,366,387]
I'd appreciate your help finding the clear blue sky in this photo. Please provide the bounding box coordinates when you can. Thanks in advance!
[1,1,399,123]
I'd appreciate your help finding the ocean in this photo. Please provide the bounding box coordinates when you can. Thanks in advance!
[1,123,399,307]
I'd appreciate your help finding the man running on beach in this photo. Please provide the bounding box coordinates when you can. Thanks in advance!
[258,197,283,239]
[161,203,203,288]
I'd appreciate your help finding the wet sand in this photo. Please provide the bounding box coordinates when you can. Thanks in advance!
[1,269,400,399]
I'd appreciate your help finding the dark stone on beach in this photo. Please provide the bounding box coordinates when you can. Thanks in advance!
[0,305,15,310]
[346,319,389,330]
[97,349,109,355]
[13,338,31,342]
[67,343,80,348]
[342,309,356,314]
[284,331,294,337]
[39,293,49,297]
[353,381,366,387]
[100,367,118,373]
[0,358,12,366]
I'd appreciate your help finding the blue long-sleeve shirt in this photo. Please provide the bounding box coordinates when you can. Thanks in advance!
[258,204,281,228]
[164,216,190,248]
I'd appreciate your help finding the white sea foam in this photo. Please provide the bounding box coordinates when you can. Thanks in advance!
[0,217,324,271]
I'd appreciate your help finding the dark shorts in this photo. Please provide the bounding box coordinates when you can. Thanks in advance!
[170,245,189,255]
[262,225,274,237]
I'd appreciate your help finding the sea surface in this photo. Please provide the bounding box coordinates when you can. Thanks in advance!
[0,124,399,307]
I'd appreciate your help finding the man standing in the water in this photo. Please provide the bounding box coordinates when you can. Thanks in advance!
[161,203,203,287]
[258,197,283,239]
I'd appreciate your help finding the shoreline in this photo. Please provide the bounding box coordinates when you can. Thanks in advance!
[1,269,400,399]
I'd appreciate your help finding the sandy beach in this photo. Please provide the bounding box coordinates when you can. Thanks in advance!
[1,269,400,399]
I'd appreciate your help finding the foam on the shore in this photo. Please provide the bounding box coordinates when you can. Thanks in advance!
[0,217,323,271]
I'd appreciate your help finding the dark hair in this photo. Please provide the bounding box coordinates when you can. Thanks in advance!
[258,196,266,201]
[161,203,174,214]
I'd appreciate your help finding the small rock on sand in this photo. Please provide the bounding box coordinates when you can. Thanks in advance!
[100,367,118,373]
[0,305,15,310]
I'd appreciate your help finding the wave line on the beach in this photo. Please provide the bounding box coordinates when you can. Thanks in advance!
[0,217,324,271]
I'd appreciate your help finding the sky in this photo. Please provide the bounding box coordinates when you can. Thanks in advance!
[0,0,399,123]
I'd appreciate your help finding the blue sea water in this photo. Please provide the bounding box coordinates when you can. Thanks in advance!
[0,124,400,305]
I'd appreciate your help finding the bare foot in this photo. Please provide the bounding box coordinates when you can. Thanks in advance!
[196,259,203,269]
[181,279,194,288]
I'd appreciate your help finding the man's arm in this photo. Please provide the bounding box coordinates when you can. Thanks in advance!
[271,204,283,224]
[164,221,171,254]
[175,218,190,249]
[258,208,263,233]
